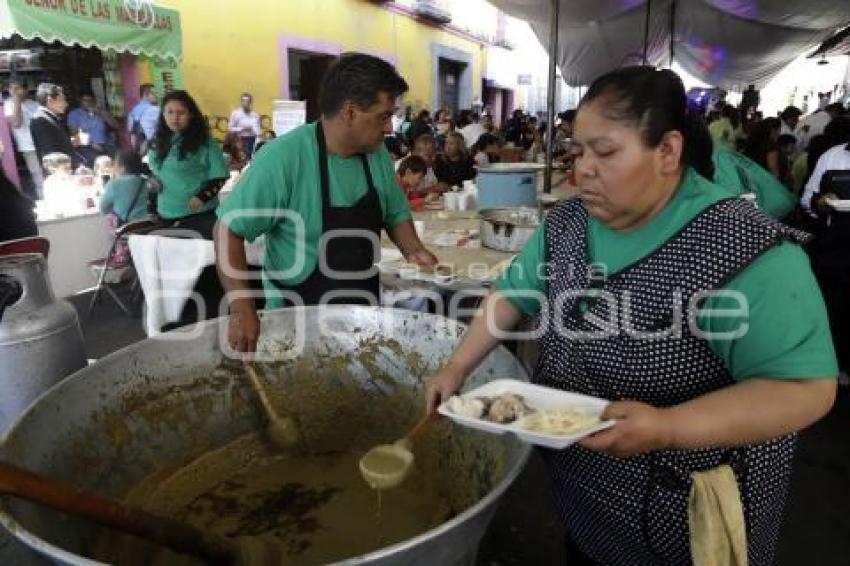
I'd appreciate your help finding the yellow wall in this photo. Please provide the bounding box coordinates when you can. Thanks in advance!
[157,0,485,124]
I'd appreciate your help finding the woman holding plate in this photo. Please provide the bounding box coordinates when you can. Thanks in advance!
[425,67,837,565]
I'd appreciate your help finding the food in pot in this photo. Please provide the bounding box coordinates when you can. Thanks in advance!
[519,408,601,436]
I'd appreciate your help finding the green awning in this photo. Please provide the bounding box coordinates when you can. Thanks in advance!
[0,0,181,61]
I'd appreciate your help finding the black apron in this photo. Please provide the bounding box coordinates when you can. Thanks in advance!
[268,122,383,306]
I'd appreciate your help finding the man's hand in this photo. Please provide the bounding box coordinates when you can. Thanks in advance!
[227,301,260,354]
[405,247,438,267]
[188,196,205,212]
[816,192,839,214]
[579,401,673,458]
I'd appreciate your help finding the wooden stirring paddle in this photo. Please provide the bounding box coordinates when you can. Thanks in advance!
[0,460,237,564]
[243,361,300,449]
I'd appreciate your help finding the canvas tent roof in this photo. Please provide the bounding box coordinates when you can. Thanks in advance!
[491,0,850,88]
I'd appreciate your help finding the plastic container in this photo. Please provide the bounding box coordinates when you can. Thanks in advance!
[476,163,545,210]
[438,379,615,449]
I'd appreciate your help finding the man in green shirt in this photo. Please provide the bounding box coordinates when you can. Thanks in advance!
[215,53,437,353]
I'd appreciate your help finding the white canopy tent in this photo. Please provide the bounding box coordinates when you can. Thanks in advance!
[492,0,850,88]
[489,0,850,191]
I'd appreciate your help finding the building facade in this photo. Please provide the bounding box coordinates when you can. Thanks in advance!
[156,0,561,129]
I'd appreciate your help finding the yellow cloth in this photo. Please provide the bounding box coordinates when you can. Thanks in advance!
[688,465,748,566]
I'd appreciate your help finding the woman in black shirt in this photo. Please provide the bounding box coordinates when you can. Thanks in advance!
[434,132,475,188]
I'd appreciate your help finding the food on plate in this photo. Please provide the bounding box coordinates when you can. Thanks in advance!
[519,408,601,436]
[446,395,487,419]
[487,393,533,423]
[445,392,533,424]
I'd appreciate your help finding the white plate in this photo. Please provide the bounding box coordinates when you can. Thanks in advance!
[379,258,457,284]
[826,198,850,212]
[437,379,615,449]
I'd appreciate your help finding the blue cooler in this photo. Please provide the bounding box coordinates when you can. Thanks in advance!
[476,163,544,209]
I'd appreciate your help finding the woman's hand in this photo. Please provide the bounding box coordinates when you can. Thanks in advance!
[425,363,467,415]
[188,196,205,212]
[579,401,673,458]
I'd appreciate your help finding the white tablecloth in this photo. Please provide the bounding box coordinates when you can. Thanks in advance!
[129,235,264,336]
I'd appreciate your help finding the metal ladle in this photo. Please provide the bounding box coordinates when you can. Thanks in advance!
[359,413,431,490]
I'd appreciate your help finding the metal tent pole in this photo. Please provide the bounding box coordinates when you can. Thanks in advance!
[642,0,652,65]
[544,0,560,194]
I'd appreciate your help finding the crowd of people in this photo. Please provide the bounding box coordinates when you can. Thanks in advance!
[0,79,282,243]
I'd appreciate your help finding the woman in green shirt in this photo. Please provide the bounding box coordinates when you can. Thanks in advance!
[426,67,836,565]
[147,90,228,239]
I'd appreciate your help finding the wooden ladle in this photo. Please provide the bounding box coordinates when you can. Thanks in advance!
[359,413,431,490]
[244,361,300,449]
[0,460,237,564]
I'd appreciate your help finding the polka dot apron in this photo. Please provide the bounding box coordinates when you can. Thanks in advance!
[535,197,809,565]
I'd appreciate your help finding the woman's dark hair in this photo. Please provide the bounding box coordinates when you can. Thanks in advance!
[318,53,408,117]
[472,133,501,154]
[398,155,427,176]
[114,149,143,176]
[153,90,209,163]
[743,117,781,169]
[578,66,714,179]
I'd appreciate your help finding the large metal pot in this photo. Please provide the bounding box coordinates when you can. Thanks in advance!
[479,207,542,252]
[0,306,530,565]
[0,253,86,433]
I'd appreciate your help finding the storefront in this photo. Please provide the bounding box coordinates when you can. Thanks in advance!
[0,0,182,298]
[0,0,182,188]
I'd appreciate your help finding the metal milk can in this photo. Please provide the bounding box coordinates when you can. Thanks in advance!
[0,253,86,432]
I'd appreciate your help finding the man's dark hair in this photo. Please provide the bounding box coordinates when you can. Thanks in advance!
[777,134,797,148]
[139,83,155,98]
[398,155,427,176]
[825,102,846,116]
[412,133,435,151]
[779,105,802,121]
[36,83,63,106]
[319,53,408,117]
[241,92,252,101]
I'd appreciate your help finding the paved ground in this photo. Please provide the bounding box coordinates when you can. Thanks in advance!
[2,286,847,564]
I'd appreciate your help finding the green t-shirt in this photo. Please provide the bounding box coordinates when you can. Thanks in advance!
[99,174,149,222]
[217,122,413,308]
[147,136,228,219]
[495,168,837,381]
[711,147,796,220]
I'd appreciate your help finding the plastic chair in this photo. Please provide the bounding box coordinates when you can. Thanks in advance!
[88,219,159,317]
[0,236,50,259]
